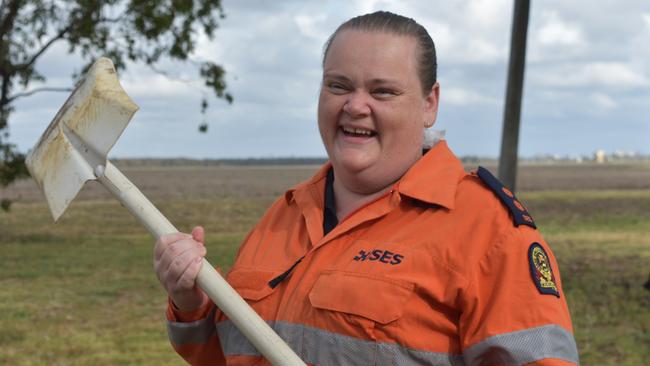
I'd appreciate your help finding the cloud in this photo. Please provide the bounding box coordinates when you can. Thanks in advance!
[443,87,499,106]
[537,11,583,46]
[8,0,650,158]
[294,14,330,41]
[465,0,511,29]
[533,62,648,88]
[591,93,618,109]
[352,0,397,14]
[121,73,199,98]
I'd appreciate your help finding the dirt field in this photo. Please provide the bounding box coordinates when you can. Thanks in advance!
[3,162,650,204]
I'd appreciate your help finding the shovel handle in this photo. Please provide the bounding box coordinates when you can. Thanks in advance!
[96,161,305,366]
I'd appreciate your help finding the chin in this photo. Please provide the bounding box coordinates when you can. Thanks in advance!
[335,151,377,174]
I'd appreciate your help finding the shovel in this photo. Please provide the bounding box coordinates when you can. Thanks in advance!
[25,57,305,366]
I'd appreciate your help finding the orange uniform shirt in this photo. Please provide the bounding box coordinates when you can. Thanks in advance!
[166,141,578,366]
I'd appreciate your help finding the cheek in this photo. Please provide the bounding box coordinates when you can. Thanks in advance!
[317,98,335,142]
[382,117,424,154]
[318,95,341,131]
[317,94,327,127]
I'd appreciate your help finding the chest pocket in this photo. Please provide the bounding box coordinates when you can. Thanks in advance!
[227,267,281,301]
[309,270,414,325]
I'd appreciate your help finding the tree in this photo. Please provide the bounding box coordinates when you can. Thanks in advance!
[0,0,232,207]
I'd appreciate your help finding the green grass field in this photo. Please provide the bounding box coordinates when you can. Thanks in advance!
[1,165,649,365]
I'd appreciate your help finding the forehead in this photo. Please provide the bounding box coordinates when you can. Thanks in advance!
[324,30,419,79]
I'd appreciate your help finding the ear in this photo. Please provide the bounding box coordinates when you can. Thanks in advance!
[422,82,440,128]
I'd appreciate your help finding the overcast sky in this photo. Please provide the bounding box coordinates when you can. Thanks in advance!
[9,0,650,159]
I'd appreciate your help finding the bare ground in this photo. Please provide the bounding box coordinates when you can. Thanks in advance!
[2,162,649,204]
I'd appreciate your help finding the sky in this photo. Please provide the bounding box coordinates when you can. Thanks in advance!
[8,0,650,159]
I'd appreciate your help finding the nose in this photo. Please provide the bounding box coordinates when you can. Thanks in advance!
[342,91,371,118]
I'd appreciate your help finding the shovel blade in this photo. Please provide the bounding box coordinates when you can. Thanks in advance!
[26,58,139,221]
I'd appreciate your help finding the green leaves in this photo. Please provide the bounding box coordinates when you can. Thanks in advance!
[0,0,231,193]
[200,61,233,103]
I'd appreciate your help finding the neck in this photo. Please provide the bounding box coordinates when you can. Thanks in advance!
[333,176,393,221]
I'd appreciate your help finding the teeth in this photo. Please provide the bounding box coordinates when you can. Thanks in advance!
[342,126,374,136]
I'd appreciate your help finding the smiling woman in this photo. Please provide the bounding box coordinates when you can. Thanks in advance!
[155,11,579,366]
[318,29,439,217]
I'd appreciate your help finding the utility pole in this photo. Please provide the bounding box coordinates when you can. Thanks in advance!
[498,0,530,192]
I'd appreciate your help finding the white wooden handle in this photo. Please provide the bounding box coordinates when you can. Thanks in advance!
[96,161,305,366]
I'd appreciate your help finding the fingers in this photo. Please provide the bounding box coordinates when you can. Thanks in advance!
[153,231,207,298]
[176,256,204,292]
[158,237,205,275]
[163,243,205,283]
[154,232,191,261]
[171,256,208,312]
[192,226,205,244]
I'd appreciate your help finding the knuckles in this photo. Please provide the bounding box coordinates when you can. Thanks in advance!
[153,231,206,296]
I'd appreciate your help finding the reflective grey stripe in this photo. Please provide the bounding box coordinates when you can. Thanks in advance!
[167,307,217,345]
[217,320,465,366]
[463,324,579,365]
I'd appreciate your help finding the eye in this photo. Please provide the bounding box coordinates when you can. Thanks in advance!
[372,88,398,98]
[326,82,349,94]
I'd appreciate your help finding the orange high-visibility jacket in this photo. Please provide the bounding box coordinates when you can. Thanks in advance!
[166,141,579,366]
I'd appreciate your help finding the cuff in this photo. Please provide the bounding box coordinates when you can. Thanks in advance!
[166,296,214,323]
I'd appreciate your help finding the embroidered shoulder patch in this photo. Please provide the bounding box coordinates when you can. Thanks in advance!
[528,242,560,297]
[476,166,536,228]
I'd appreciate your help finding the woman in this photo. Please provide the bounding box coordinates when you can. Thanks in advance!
[154,11,579,366]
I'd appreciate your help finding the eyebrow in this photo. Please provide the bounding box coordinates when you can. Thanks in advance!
[322,72,402,86]
[322,72,351,82]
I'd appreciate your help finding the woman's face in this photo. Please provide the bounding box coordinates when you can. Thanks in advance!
[318,30,439,194]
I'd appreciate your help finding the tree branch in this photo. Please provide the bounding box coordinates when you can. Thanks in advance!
[7,86,72,102]
[15,25,72,71]
[15,13,124,72]
[147,64,195,84]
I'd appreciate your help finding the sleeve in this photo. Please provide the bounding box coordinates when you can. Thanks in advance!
[458,226,579,366]
[166,298,226,365]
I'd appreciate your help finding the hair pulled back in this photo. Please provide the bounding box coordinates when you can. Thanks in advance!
[322,11,437,94]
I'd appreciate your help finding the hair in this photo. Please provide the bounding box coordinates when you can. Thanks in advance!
[322,11,437,94]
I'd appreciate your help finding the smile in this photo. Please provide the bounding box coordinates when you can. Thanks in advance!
[341,126,377,137]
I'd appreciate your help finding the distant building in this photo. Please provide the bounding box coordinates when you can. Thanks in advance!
[595,150,607,163]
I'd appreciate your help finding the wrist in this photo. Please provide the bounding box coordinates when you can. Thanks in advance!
[168,293,211,323]
[171,290,208,313]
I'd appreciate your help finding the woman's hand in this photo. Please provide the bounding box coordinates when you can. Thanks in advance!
[154,226,208,312]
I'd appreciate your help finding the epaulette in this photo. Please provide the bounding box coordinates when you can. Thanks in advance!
[476,166,536,229]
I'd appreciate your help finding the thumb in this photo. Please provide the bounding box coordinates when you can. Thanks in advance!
[191,226,205,245]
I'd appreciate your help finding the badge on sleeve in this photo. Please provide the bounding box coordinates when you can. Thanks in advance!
[528,242,560,297]
[476,166,536,229]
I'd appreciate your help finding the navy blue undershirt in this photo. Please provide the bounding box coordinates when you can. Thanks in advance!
[323,167,338,236]
[269,168,337,289]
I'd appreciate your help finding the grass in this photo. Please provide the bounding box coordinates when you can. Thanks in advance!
[0,198,254,366]
[522,190,650,365]
[1,185,649,365]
